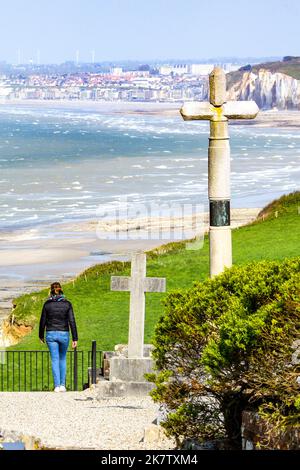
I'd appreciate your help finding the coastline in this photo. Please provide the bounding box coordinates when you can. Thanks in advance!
[0,99,180,116]
[0,99,298,316]
[0,207,260,318]
[1,99,300,128]
[231,109,300,129]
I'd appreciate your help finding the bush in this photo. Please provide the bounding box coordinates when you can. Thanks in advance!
[149,258,300,449]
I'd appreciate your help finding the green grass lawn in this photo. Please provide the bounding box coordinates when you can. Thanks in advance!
[5,192,300,353]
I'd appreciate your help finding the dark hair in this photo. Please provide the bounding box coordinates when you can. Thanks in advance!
[50,282,63,296]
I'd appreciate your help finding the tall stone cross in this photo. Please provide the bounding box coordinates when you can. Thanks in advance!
[180,67,259,277]
[111,252,166,358]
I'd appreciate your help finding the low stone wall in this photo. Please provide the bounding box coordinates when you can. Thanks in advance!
[242,411,300,450]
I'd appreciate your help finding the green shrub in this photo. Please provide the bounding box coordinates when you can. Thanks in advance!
[149,258,300,449]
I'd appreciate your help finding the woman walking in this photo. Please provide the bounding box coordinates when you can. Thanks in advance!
[39,282,78,392]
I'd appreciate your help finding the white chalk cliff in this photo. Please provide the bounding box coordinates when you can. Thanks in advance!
[227,69,300,110]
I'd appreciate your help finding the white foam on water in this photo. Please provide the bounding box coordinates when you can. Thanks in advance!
[1,105,299,231]
[43,195,92,201]
[23,214,39,221]
[253,132,300,139]
[11,208,35,212]
[173,158,199,162]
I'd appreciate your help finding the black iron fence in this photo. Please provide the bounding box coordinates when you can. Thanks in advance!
[0,343,103,392]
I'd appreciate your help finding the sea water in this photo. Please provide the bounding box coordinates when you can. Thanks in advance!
[0,103,299,232]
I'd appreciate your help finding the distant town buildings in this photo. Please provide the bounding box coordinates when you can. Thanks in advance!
[0,62,243,103]
[159,63,240,76]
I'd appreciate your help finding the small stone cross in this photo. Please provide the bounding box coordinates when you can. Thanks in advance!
[111,252,166,358]
[180,67,259,277]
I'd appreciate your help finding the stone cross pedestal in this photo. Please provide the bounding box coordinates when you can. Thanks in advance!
[181,67,259,277]
[96,252,166,398]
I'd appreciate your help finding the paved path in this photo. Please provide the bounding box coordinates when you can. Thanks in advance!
[0,389,175,450]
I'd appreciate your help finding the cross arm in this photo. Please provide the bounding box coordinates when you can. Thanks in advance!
[222,101,259,119]
[180,101,259,121]
[180,102,213,121]
[144,277,166,293]
[111,276,131,292]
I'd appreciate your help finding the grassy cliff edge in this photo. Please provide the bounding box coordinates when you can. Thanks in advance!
[3,191,300,351]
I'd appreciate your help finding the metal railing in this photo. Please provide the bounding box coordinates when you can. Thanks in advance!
[0,344,102,392]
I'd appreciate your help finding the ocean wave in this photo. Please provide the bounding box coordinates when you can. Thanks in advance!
[0,107,298,232]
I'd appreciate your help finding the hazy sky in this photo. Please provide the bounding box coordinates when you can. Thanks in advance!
[0,0,299,64]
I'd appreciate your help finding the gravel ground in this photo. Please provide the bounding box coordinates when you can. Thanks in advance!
[0,389,176,450]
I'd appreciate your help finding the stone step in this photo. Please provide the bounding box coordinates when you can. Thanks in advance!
[96,381,155,398]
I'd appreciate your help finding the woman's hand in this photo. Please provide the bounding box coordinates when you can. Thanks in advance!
[72,341,78,349]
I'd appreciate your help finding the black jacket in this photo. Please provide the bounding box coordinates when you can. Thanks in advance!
[39,295,78,341]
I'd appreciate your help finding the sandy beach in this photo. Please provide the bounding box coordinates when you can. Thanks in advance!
[231,109,300,129]
[2,99,300,128]
[0,99,180,116]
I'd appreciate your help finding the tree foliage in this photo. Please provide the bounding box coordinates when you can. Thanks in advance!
[148,258,300,449]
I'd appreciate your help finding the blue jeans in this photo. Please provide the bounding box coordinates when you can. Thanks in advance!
[46,331,70,388]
